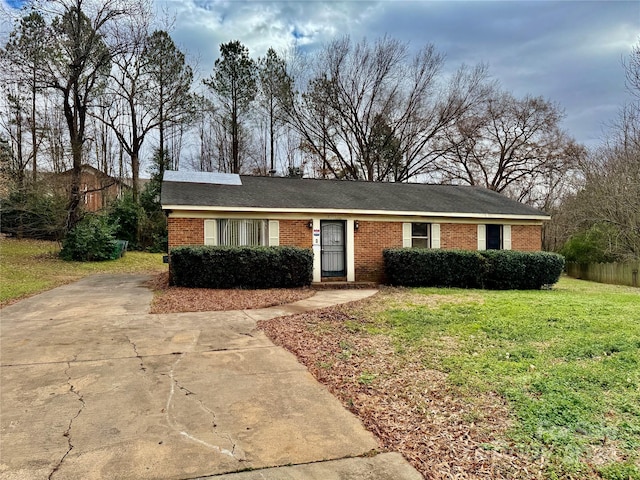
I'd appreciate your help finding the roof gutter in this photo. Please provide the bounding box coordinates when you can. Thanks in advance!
[161,204,551,221]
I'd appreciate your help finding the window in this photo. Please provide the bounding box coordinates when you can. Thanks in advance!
[486,224,502,250]
[411,223,431,248]
[478,224,511,251]
[403,222,439,249]
[218,219,268,246]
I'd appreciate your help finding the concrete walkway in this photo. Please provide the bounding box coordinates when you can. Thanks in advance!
[0,275,422,480]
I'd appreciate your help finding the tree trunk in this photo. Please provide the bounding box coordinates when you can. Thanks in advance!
[232,105,239,173]
[269,99,275,174]
[63,87,84,232]
[31,75,38,183]
[131,149,139,203]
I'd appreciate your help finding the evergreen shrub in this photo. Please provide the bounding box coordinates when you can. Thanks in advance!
[170,246,313,289]
[383,248,564,290]
[60,214,118,261]
[383,249,486,288]
[481,250,565,290]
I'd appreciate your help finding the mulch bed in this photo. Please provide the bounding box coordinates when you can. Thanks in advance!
[258,292,543,480]
[147,272,316,313]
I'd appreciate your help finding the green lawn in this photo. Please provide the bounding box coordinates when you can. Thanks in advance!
[370,278,640,479]
[0,238,166,306]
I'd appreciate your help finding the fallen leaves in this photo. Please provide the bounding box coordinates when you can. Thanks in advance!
[259,292,544,480]
[147,272,316,313]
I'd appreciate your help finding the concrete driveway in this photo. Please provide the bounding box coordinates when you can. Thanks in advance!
[0,275,422,480]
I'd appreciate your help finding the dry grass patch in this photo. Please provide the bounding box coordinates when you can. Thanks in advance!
[381,288,485,311]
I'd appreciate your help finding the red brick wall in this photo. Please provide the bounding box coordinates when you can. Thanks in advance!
[168,217,203,249]
[80,172,120,212]
[279,220,312,248]
[512,225,542,251]
[440,223,478,250]
[166,217,544,281]
[354,221,403,283]
[167,218,313,250]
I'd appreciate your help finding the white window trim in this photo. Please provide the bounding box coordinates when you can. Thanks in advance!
[477,224,486,251]
[480,224,511,250]
[402,223,412,248]
[204,219,217,245]
[268,220,280,246]
[346,219,355,282]
[503,224,512,250]
[431,223,441,249]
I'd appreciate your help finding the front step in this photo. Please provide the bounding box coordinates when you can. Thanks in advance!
[311,281,378,290]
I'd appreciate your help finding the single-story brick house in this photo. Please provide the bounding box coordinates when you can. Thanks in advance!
[161,171,550,284]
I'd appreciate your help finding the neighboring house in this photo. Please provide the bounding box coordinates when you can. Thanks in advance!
[161,171,550,284]
[54,165,128,211]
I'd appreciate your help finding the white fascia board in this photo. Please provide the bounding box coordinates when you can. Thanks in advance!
[163,204,551,221]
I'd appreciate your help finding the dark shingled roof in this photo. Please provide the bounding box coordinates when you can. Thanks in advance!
[161,174,548,218]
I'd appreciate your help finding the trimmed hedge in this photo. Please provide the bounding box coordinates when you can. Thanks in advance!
[382,249,486,288]
[170,245,313,289]
[481,250,565,290]
[384,249,564,290]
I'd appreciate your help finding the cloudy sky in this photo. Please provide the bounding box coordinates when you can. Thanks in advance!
[159,0,638,148]
[2,0,638,148]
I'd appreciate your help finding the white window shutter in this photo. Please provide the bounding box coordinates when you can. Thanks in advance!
[268,220,279,246]
[503,224,512,250]
[402,223,412,247]
[431,223,441,249]
[477,224,486,251]
[204,220,217,245]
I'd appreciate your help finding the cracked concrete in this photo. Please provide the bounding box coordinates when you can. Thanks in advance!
[127,336,147,373]
[1,274,423,480]
[48,359,86,480]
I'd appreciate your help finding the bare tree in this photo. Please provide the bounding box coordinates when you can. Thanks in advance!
[41,96,70,173]
[100,19,193,201]
[0,87,29,188]
[284,36,491,181]
[98,11,150,201]
[550,41,640,259]
[190,93,216,172]
[88,102,119,177]
[34,0,133,230]
[624,40,640,100]
[437,90,581,207]
[562,141,640,260]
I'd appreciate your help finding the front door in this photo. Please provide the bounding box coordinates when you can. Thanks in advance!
[321,221,346,278]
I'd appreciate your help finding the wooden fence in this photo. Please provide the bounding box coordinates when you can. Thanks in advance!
[566,261,640,288]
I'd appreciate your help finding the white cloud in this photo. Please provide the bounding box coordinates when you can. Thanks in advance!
[158,0,383,76]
